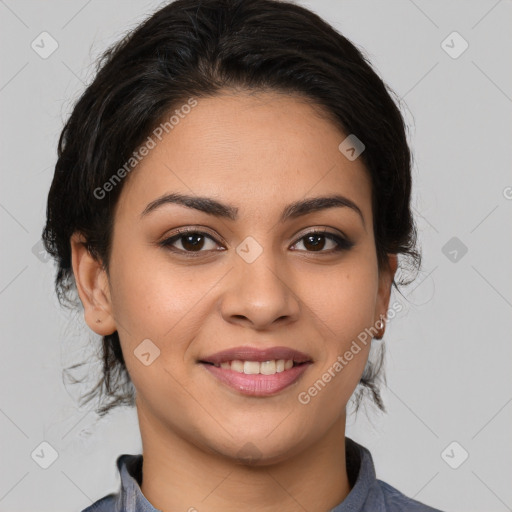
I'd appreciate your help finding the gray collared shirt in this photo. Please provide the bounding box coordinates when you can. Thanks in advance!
[81,437,444,511]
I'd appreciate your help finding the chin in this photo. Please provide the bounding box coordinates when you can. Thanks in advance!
[201,430,309,467]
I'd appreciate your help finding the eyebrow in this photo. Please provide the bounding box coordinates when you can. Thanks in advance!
[140,192,365,227]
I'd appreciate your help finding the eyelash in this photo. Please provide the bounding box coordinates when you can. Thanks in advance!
[158,227,354,257]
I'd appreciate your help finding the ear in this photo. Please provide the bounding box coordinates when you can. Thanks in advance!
[70,232,117,336]
[374,253,398,338]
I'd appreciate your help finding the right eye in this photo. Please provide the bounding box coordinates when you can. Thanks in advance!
[159,229,225,256]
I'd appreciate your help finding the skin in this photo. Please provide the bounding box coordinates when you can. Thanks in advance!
[71,90,397,512]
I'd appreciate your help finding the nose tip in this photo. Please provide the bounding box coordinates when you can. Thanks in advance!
[220,253,301,329]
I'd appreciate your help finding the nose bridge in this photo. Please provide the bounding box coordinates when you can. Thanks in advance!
[220,235,300,328]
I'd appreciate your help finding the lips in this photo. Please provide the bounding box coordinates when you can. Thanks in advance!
[199,346,312,365]
[199,346,313,396]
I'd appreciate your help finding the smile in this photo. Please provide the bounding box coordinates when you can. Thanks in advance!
[199,346,312,396]
[210,359,295,375]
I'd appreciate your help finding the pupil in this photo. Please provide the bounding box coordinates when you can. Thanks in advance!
[305,234,325,251]
[183,234,204,251]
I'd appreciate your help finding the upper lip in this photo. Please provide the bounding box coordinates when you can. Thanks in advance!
[200,346,312,365]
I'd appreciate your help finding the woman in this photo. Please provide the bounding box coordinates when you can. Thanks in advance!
[42,0,444,510]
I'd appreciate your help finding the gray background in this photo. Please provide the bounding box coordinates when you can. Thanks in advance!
[1,1,511,511]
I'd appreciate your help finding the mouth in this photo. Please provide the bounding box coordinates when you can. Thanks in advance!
[200,359,308,375]
[198,346,312,396]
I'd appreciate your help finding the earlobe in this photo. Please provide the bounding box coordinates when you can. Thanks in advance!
[70,232,117,336]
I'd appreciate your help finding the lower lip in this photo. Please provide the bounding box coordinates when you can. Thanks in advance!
[201,363,311,396]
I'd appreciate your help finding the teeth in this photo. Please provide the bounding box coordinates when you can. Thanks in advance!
[243,361,260,375]
[260,360,276,375]
[215,359,296,375]
[231,360,244,373]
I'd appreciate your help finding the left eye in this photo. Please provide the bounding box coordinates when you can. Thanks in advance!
[291,230,352,252]
[160,229,352,255]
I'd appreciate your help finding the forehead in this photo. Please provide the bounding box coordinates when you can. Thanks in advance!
[116,90,372,222]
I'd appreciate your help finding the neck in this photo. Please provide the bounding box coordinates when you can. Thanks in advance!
[137,403,351,512]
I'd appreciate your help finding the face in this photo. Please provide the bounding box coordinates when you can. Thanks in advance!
[73,90,396,464]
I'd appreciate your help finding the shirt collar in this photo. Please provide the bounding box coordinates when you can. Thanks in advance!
[329,437,378,511]
[114,453,160,511]
[114,436,376,512]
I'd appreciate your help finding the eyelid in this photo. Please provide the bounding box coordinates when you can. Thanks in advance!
[160,226,226,245]
[292,226,349,242]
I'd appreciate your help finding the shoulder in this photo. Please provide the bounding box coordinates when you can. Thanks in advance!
[80,492,117,512]
[376,479,444,512]
[341,438,444,512]
[79,453,141,512]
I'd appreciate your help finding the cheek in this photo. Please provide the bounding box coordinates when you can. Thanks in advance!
[297,256,378,346]
[107,244,227,394]
[107,251,204,398]
[294,255,378,397]
[294,285,373,432]
[108,243,205,339]
[326,278,377,344]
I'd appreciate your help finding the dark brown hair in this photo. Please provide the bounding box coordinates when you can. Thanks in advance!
[42,0,421,417]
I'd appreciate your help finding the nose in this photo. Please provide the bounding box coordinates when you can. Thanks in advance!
[219,248,301,330]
